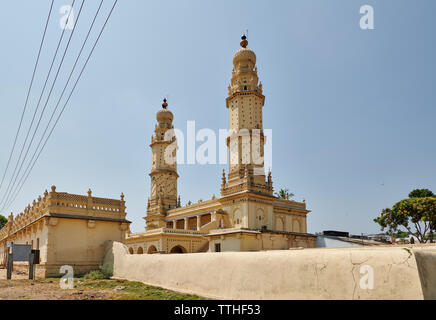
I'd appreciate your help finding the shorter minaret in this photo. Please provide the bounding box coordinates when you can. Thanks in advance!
[145,99,179,230]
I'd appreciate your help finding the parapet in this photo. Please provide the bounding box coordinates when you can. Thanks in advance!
[0,186,127,241]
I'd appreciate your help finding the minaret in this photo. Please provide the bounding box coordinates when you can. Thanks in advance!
[145,99,178,229]
[221,35,272,196]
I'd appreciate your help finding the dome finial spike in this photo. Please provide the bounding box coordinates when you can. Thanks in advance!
[240,34,248,48]
[162,98,168,109]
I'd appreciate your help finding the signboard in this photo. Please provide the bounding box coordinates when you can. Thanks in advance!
[6,241,13,248]
[6,244,40,280]
[11,244,31,262]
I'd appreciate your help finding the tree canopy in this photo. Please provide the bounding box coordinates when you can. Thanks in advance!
[0,215,7,230]
[408,189,434,198]
[274,188,295,200]
[374,189,436,243]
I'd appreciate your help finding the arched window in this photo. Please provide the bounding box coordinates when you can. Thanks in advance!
[233,209,241,227]
[137,247,144,254]
[128,247,134,254]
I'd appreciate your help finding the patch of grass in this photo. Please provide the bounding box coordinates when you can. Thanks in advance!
[79,279,206,300]
[82,263,114,280]
[83,270,108,280]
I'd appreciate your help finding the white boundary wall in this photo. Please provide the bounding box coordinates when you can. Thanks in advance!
[104,241,436,300]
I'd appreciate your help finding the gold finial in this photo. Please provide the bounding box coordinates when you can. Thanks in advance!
[240,34,248,48]
[51,185,56,192]
[121,192,125,201]
[162,98,168,109]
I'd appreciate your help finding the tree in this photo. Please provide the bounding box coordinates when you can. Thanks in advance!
[275,188,295,200]
[374,190,436,243]
[0,215,7,230]
[409,189,434,198]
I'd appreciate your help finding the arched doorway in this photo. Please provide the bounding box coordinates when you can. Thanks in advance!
[147,245,157,254]
[137,247,144,254]
[128,247,134,254]
[170,245,187,254]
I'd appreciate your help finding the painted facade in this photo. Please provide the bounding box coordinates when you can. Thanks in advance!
[126,36,316,253]
[0,186,130,277]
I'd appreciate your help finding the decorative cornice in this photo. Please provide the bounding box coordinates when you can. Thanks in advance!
[226,91,265,108]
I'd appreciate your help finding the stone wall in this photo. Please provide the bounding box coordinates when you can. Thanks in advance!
[104,241,436,300]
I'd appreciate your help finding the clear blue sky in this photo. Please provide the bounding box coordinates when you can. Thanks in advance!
[0,0,435,234]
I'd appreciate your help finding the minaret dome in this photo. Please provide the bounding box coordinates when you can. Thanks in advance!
[233,35,256,68]
[156,98,173,124]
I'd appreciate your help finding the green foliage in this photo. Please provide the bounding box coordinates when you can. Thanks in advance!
[0,215,7,229]
[83,271,107,280]
[83,264,114,280]
[374,193,436,243]
[80,279,205,300]
[409,189,434,198]
[275,188,295,200]
[392,230,410,239]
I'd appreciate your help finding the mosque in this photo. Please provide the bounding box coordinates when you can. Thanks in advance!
[0,36,316,277]
[125,36,317,254]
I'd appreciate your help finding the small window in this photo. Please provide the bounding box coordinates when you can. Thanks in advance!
[215,243,221,252]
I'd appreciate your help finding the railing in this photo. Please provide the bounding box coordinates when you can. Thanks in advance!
[3,186,126,241]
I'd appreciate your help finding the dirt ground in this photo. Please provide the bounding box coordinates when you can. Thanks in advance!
[0,268,205,300]
[0,268,114,300]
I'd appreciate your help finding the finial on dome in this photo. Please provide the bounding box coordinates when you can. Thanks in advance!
[240,34,248,48]
[162,98,168,109]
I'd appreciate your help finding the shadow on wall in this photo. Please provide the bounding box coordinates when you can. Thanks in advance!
[414,251,436,300]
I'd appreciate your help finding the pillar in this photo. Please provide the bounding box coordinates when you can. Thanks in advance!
[184,218,188,230]
[196,215,201,231]
[173,220,177,229]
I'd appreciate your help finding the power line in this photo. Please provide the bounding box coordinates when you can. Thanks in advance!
[4,0,119,211]
[0,0,78,210]
[4,0,105,210]
[0,0,86,211]
[0,0,54,195]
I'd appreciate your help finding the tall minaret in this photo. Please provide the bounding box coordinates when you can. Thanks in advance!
[221,35,273,196]
[145,99,178,229]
